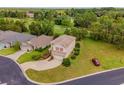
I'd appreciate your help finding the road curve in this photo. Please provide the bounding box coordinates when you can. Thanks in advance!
[0,56,36,85]
[60,68,124,85]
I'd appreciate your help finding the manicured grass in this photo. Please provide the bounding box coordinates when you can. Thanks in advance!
[0,48,18,56]
[26,39,124,83]
[54,25,66,35]
[17,48,49,64]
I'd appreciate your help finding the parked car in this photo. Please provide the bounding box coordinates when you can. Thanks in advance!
[91,58,100,66]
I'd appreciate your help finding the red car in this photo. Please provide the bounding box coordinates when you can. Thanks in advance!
[92,58,100,66]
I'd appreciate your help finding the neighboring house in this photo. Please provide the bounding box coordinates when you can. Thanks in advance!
[21,35,53,51]
[50,35,76,59]
[0,31,36,50]
[26,11,34,18]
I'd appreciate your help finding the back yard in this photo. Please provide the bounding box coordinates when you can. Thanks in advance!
[26,39,124,83]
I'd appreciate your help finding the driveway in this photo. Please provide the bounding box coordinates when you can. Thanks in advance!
[0,56,36,85]
[21,58,62,71]
[6,50,26,61]
[59,68,124,85]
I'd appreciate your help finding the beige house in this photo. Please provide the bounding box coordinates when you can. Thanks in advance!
[21,35,53,51]
[50,35,76,59]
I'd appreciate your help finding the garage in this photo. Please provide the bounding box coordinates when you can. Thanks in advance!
[0,42,5,50]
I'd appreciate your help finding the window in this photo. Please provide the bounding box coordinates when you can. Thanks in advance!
[56,47,59,51]
[60,48,63,52]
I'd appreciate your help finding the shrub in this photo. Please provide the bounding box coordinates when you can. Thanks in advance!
[74,48,80,51]
[71,55,76,59]
[32,54,41,60]
[62,58,71,67]
[74,51,79,55]
[75,42,80,48]
[35,48,43,52]
[13,41,21,50]
[35,46,50,52]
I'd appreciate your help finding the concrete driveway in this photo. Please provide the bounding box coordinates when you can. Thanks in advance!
[0,56,36,85]
[6,50,26,61]
[21,58,62,71]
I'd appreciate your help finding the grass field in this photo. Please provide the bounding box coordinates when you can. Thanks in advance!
[54,25,66,35]
[0,48,18,56]
[26,39,124,83]
[17,48,49,64]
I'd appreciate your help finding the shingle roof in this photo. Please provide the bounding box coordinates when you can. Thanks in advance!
[51,35,76,48]
[30,35,53,48]
[0,31,36,43]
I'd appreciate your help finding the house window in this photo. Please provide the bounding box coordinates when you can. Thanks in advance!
[56,47,59,51]
[60,48,63,52]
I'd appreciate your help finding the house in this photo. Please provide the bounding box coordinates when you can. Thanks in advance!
[50,35,76,59]
[21,35,53,51]
[26,11,34,18]
[0,31,36,50]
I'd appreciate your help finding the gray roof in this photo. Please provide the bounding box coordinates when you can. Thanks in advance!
[30,35,53,48]
[0,31,36,44]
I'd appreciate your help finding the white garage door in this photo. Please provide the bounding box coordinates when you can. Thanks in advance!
[0,43,5,50]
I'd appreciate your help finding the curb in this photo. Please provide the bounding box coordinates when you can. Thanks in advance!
[1,55,124,85]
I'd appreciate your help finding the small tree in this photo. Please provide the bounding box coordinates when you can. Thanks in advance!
[13,41,20,50]
[62,58,71,67]
[75,42,80,48]
[71,55,76,59]
[74,51,79,56]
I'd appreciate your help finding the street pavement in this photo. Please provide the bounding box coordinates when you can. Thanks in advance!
[0,56,36,85]
[60,68,124,85]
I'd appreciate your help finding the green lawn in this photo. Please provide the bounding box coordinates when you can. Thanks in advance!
[54,25,66,35]
[17,48,49,64]
[26,39,124,83]
[0,48,18,56]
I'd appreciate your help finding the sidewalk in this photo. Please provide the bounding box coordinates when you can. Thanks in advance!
[6,50,26,61]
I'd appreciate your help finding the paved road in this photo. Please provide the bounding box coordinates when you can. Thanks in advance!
[0,56,36,85]
[60,68,124,85]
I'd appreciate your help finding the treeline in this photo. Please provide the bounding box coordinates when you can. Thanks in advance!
[0,18,28,32]
[0,18,54,36]
[89,9,124,49]
[0,10,27,18]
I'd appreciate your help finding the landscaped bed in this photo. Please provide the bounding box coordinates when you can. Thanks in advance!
[0,48,18,56]
[17,48,49,64]
[26,39,124,83]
